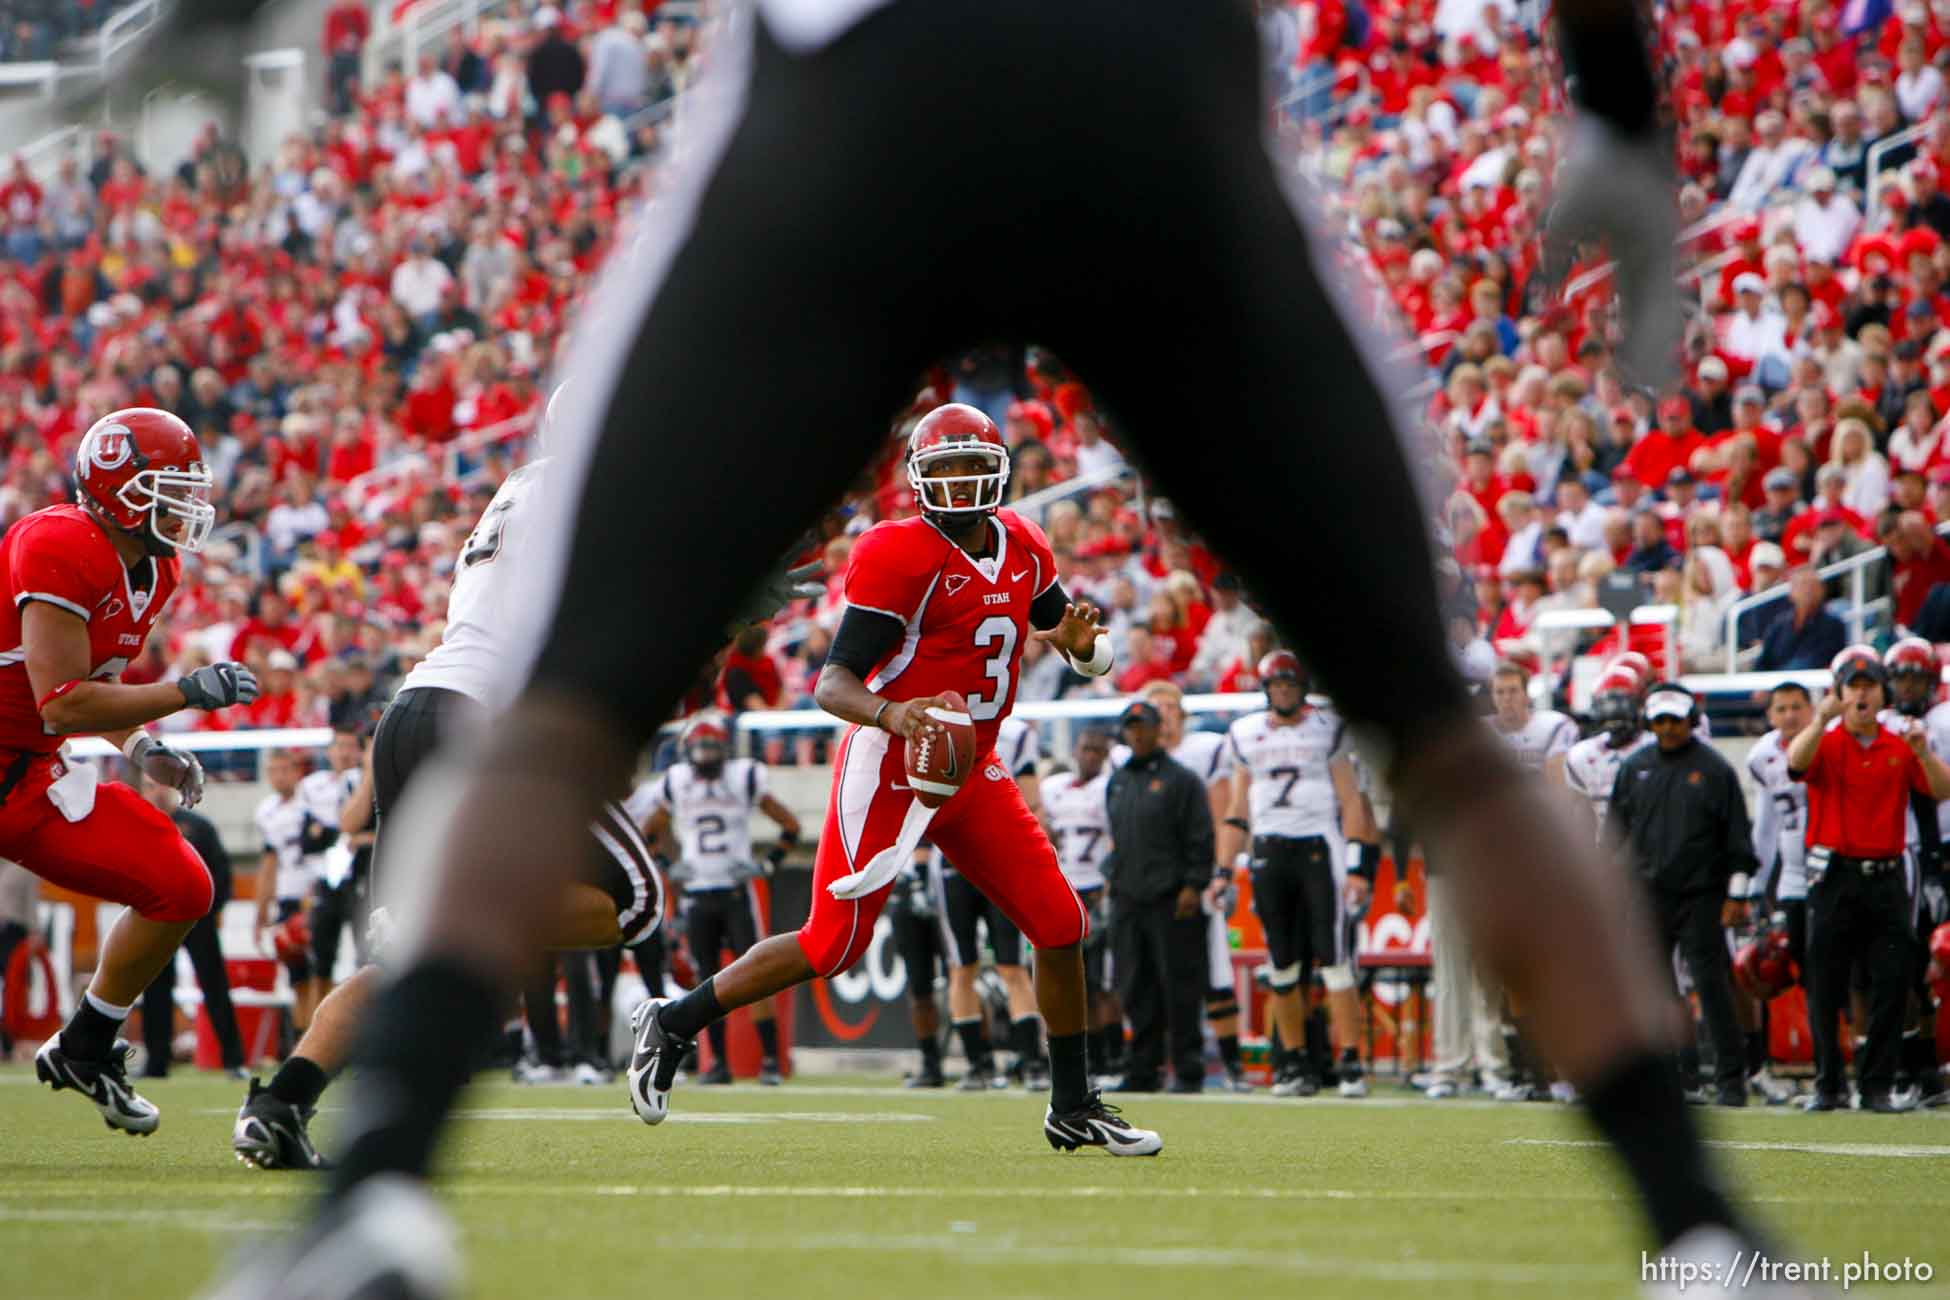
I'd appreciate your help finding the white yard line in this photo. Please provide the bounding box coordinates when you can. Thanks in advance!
[1509,1137,1950,1159]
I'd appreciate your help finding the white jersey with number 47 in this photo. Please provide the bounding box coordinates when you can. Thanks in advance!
[400,460,548,707]
[1041,768,1111,890]
[1225,706,1346,841]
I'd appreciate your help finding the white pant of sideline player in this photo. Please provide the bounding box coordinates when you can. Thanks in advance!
[1426,875,1509,1094]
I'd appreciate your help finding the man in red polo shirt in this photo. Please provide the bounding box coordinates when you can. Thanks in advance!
[1788,646,1950,1111]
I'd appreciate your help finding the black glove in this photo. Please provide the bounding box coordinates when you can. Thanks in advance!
[178,661,261,711]
[724,555,827,634]
[126,733,205,807]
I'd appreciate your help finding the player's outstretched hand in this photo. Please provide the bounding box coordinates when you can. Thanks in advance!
[724,554,829,634]
[1030,602,1104,660]
[1542,113,1683,391]
[178,662,261,711]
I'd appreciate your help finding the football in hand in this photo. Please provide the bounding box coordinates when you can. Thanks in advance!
[905,690,978,808]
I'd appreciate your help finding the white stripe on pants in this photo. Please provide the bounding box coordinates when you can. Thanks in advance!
[1427,875,1507,1081]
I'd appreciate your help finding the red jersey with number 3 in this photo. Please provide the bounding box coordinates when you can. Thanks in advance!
[0,505,179,753]
[843,509,1057,754]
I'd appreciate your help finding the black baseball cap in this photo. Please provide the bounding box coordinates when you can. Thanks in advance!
[1119,700,1161,729]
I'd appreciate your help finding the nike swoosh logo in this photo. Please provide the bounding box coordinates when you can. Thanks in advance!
[632,1041,658,1073]
[1011,570,1028,583]
[890,782,910,791]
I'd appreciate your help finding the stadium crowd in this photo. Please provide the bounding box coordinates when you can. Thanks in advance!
[8,0,1950,737]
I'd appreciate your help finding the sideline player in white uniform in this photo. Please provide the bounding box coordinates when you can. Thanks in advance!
[1879,638,1950,1104]
[230,391,665,1171]
[1215,651,1375,1098]
[1110,679,1252,1091]
[1485,660,1576,1101]
[301,727,368,995]
[254,749,325,1032]
[629,712,801,1085]
[931,713,1049,1089]
[1564,669,1652,840]
[1040,728,1119,1082]
[1744,680,1814,1105]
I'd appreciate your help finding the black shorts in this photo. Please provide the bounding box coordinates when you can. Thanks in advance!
[889,887,947,1002]
[372,686,664,946]
[683,885,763,976]
[934,860,1022,968]
[309,875,365,978]
[1249,835,1343,982]
[274,897,313,984]
[1077,886,1110,994]
[522,0,1466,763]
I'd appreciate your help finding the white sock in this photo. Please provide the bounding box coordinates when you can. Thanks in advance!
[85,990,133,1021]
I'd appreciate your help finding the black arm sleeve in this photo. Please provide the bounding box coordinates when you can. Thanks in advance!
[1029,581,1070,632]
[826,605,906,680]
[1556,0,1660,137]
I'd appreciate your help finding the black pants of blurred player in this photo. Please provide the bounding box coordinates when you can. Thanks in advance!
[1075,886,1121,1074]
[309,857,371,981]
[1111,896,1204,1089]
[1650,889,1746,1092]
[684,885,779,1072]
[141,909,243,1075]
[890,874,948,1079]
[1808,860,1912,1099]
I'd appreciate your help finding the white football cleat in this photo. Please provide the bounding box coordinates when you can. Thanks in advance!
[35,1035,159,1135]
[1044,1091,1162,1156]
[626,998,688,1126]
[200,1175,459,1300]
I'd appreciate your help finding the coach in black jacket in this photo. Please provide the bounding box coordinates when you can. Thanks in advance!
[1609,683,1758,1106]
[1104,699,1214,1093]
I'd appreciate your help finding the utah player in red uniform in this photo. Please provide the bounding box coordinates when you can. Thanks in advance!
[629,405,1161,1154]
[20,409,262,1133]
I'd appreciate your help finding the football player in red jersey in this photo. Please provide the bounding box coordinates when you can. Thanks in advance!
[18,408,262,1134]
[630,405,1160,1153]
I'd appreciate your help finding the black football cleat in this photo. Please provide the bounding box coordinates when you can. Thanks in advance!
[1044,1090,1162,1156]
[232,1079,331,1170]
[626,998,689,1125]
[35,1035,159,1135]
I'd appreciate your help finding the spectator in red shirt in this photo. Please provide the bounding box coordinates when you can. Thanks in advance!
[718,625,783,713]
[1,156,43,262]
[1114,626,1178,694]
[242,649,303,729]
[323,0,372,115]
[1888,511,1950,627]
[230,591,304,662]
[1624,398,1706,492]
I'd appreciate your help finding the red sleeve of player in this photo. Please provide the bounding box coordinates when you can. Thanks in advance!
[10,514,108,622]
[842,523,938,622]
[1003,509,1060,597]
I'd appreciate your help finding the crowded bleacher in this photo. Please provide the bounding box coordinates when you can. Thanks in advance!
[4,0,1950,743]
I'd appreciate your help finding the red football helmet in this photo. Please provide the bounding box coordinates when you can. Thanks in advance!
[1257,649,1304,685]
[1608,651,1653,690]
[74,408,214,553]
[1733,924,1798,1001]
[270,910,312,965]
[907,403,1009,517]
[1593,665,1643,698]
[1930,922,1950,997]
[682,711,730,768]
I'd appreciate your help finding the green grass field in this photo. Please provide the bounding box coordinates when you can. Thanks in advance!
[4,1066,1950,1300]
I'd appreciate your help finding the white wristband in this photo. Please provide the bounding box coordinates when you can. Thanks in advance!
[122,732,152,761]
[1345,842,1363,871]
[1070,631,1115,677]
[1728,872,1752,900]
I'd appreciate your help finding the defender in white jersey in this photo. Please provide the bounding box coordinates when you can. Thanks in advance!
[1565,683,1653,839]
[1215,652,1375,1098]
[1040,729,1120,1078]
[629,712,800,1085]
[1748,685,1813,965]
[253,749,326,1031]
[933,713,1049,1089]
[1110,679,1252,1091]
[302,727,370,993]
[231,411,665,1172]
